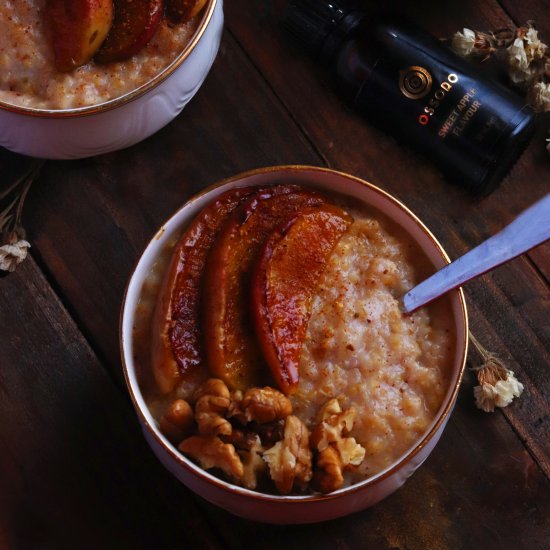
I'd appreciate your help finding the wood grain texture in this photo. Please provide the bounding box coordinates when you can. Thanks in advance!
[1,0,549,546]
[497,0,550,38]
[0,258,222,549]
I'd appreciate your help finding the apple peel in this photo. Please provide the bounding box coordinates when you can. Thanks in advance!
[151,187,254,394]
[251,204,353,394]
[45,0,114,72]
[95,0,164,64]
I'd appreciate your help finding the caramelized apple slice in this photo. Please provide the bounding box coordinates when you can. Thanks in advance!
[251,204,352,394]
[203,186,326,391]
[151,187,255,394]
[45,0,113,72]
[166,0,208,24]
[95,0,164,63]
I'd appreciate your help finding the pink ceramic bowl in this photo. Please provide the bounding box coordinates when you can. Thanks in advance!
[120,165,468,524]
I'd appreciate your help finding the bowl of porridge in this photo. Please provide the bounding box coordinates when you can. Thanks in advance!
[0,0,222,159]
[120,165,468,524]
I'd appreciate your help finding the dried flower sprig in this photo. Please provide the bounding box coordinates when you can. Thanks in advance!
[469,332,524,413]
[0,159,44,273]
[451,28,500,61]
[451,22,550,112]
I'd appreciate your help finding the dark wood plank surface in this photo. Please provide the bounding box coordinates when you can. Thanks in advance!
[1,0,549,547]
[0,259,222,549]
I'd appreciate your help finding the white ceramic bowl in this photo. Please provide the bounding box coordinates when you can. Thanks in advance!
[120,165,468,524]
[0,0,223,159]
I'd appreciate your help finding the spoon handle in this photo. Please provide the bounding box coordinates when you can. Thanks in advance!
[402,193,550,313]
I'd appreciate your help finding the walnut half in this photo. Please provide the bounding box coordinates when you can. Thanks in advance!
[193,378,232,436]
[179,435,244,481]
[228,386,292,425]
[241,387,293,424]
[239,435,267,490]
[263,415,312,494]
[311,399,365,493]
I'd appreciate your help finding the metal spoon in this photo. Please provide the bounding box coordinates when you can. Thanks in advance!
[402,193,550,313]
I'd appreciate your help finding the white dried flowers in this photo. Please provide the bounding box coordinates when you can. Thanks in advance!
[530,80,550,112]
[450,22,550,112]
[470,333,524,413]
[0,236,31,273]
[506,25,547,85]
[452,28,477,58]
[0,160,43,274]
[452,28,497,60]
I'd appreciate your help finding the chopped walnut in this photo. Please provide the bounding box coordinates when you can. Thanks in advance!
[239,435,267,490]
[193,378,232,436]
[313,446,344,494]
[263,415,312,494]
[220,428,258,450]
[310,398,355,451]
[159,399,194,443]
[336,436,366,466]
[310,399,365,493]
[241,387,293,424]
[250,419,285,447]
[227,390,247,424]
[179,435,244,481]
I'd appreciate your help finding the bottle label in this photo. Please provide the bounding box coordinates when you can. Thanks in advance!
[356,46,525,182]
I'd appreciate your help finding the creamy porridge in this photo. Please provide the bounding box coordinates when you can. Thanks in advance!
[0,0,199,110]
[136,189,454,493]
[291,211,452,481]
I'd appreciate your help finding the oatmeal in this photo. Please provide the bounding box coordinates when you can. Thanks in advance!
[137,189,455,493]
[0,0,199,110]
[292,212,453,481]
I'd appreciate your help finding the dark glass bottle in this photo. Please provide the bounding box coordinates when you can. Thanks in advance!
[282,0,537,195]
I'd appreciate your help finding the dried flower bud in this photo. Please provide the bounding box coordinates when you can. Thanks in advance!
[506,38,536,84]
[503,24,548,86]
[452,28,476,57]
[523,24,547,62]
[470,333,524,413]
[529,80,550,112]
[474,372,524,412]
[0,240,30,272]
[451,28,496,61]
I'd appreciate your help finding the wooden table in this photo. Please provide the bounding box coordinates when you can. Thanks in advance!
[2,1,549,547]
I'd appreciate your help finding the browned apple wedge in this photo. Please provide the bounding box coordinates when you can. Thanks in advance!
[166,0,208,25]
[151,187,255,394]
[45,0,113,72]
[251,204,353,394]
[202,186,327,391]
[95,0,164,64]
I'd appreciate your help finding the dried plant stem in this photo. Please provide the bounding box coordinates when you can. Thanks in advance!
[0,159,44,239]
[0,159,45,273]
[469,332,504,366]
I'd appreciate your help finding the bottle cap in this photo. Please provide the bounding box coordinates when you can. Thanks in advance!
[281,0,359,56]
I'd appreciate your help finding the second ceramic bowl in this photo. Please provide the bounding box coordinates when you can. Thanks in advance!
[0,0,223,159]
